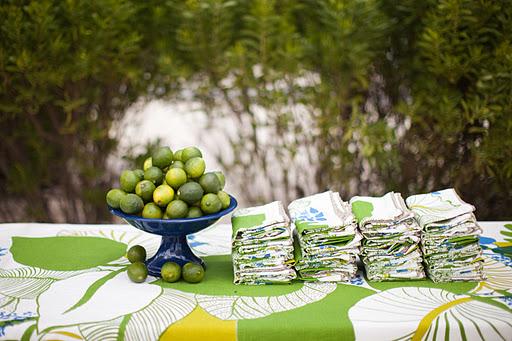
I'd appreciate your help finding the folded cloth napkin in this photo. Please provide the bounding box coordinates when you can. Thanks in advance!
[289,191,361,282]
[406,188,475,228]
[231,201,296,285]
[234,267,297,285]
[406,188,485,282]
[352,192,417,229]
[350,192,425,281]
[232,201,291,244]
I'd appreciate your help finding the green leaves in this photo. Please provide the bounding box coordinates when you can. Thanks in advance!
[1,0,510,222]
[0,0,158,222]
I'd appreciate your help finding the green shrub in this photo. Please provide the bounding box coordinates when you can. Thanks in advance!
[0,0,160,221]
[1,0,510,221]
[163,0,512,219]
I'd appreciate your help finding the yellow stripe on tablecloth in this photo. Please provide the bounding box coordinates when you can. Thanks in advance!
[412,297,472,341]
[45,331,83,340]
[160,306,236,341]
[54,331,83,339]
[495,242,512,247]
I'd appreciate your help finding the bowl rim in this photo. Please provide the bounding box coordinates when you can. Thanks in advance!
[109,195,237,223]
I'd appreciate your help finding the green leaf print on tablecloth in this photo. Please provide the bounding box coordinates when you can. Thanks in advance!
[1,231,339,340]
[501,224,512,240]
[119,288,196,341]
[36,270,163,332]
[349,287,512,341]
[161,255,337,320]
[350,201,373,222]
[10,236,126,270]
[495,224,512,258]
[1,224,511,341]
[238,284,375,341]
[65,268,126,313]
[369,278,478,295]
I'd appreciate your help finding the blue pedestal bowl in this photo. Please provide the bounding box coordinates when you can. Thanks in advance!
[109,195,237,277]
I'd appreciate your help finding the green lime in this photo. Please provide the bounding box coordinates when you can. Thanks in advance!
[127,262,148,283]
[120,170,138,193]
[143,157,153,171]
[120,193,144,215]
[127,245,147,263]
[144,166,164,185]
[152,146,173,169]
[199,172,221,193]
[191,200,201,208]
[165,168,188,189]
[187,207,203,218]
[142,202,163,219]
[201,193,222,214]
[170,160,184,169]
[174,149,183,162]
[184,157,205,179]
[162,212,170,219]
[106,188,126,209]
[135,180,156,202]
[214,171,226,189]
[166,200,189,218]
[182,262,204,283]
[217,190,231,209]
[133,169,145,182]
[161,261,181,282]
[153,184,174,207]
[177,182,204,204]
[181,146,202,162]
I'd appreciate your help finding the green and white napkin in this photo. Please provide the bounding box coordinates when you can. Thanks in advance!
[352,192,417,229]
[350,192,425,281]
[406,188,475,228]
[406,188,485,282]
[289,191,360,282]
[231,201,296,285]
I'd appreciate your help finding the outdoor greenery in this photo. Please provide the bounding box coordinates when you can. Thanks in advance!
[1,0,511,222]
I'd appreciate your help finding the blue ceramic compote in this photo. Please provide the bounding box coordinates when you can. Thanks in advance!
[109,195,237,277]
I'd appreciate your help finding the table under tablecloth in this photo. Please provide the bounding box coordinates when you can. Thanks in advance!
[0,221,511,340]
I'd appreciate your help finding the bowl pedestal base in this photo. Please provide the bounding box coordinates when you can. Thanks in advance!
[145,234,205,277]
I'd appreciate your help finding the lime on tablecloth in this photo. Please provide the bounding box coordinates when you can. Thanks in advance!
[0,222,511,340]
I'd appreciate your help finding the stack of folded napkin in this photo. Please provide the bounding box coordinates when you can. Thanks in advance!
[350,192,425,281]
[231,201,296,285]
[288,191,361,282]
[406,188,485,282]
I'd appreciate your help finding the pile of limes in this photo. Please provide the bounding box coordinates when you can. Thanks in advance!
[106,146,231,219]
[125,245,204,284]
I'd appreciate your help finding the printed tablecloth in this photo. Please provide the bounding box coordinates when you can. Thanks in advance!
[0,222,511,340]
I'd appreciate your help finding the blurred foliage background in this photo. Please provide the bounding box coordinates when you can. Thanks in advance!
[1,0,511,222]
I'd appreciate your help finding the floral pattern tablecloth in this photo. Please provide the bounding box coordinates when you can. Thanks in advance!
[0,222,511,340]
